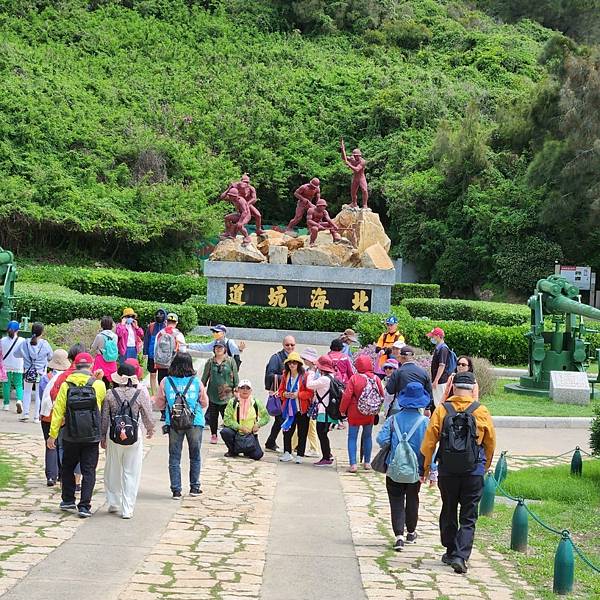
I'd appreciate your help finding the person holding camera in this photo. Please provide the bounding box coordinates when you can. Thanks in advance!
[154,352,208,499]
[115,308,144,365]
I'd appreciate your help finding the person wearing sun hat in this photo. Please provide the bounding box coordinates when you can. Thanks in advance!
[377,382,430,552]
[340,328,359,357]
[381,358,399,416]
[100,363,155,519]
[47,352,107,518]
[115,308,144,365]
[221,379,269,460]
[293,347,320,456]
[277,352,313,463]
[306,355,339,467]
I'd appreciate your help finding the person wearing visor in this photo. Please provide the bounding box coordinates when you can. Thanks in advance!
[221,379,269,460]
[187,324,245,369]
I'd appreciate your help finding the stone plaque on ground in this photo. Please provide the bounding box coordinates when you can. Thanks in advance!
[549,371,590,405]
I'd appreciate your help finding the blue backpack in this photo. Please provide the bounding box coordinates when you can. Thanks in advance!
[387,416,427,484]
[444,344,458,376]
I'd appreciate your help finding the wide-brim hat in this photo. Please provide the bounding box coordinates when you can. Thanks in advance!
[300,347,318,364]
[284,351,304,365]
[341,328,358,343]
[111,372,140,386]
[122,307,137,318]
[397,382,431,409]
[47,349,71,371]
[316,355,335,373]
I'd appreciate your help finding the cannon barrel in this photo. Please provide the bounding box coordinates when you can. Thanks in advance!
[544,293,600,321]
[0,250,14,265]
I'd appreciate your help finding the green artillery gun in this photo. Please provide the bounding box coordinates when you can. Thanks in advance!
[505,275,600,397]
[0,247,33,336]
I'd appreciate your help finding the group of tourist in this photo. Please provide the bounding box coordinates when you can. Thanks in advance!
[0,311,496,575]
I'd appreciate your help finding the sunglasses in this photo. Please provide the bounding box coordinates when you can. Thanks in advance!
[457,362,469,367]
[284,343,296,347]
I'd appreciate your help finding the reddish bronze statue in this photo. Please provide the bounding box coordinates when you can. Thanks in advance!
[307,199,341,245]
[220,174,265,235]
[285,177,321,232]
[222,188,251,245]
[341,139,368,209]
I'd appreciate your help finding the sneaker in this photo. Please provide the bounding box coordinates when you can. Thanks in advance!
[172,490,182,500]
[441,553,453,565]
[2,404,8,411]
[19,415,29,422]
[224,451,237,458]
[15,400,23,414]
[60,501,77,511]
[33,418,40,424]
[406,531,418,544]
[108,505,119,513]
[451,557,468,574]
[210,435,218,444]
[189,486,202,497]
[46,478,55,487]
[347,465,358,473]
[393,536,404,551]
[314,458,334,467]
[122,514,132,519]
[279,452,293,462]
[78,507,92,518]
[295,455,303,464]
[363,463,372,471]
[305,450,319,458]
[265,444,279,453]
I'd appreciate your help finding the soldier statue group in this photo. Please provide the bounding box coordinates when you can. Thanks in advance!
[220,140,368,246]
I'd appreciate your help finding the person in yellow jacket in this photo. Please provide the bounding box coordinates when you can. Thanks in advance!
[420,371,496,575]
[47,353,106,518]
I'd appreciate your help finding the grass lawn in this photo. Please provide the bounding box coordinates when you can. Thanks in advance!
[505,362,599,375]
[483,379,598,417]
[0,453,14,491]
[477,460,600,599]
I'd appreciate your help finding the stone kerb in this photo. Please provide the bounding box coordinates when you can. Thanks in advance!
[204,261,395,313]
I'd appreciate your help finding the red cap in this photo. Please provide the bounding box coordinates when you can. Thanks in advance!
[426,327,445,338]
[316,356,335,373]
[125,358,144,379]
[73,352,93,367]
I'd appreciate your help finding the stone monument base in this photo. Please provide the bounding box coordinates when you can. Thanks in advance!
[549,370,591,405]
[204,261,394,313]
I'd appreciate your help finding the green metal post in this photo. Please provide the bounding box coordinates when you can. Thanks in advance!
[494,451,508,484]
[570,447,582,476]
[479,473,496,516]
[510,501,528,552]
[553,533,574,595]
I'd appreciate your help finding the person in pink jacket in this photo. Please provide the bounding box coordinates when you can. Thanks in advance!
[115,308,144,364]
[340,355,384,472]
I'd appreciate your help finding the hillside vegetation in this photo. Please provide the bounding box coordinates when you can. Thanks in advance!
[0,0,598,289]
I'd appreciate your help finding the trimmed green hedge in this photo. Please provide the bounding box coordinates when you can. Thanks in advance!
[14,283,198,333]
[391,283,440,304]
[186,296,364,332]
[355,308,528,365]
[401,298,530,327]
[19,265,206,305]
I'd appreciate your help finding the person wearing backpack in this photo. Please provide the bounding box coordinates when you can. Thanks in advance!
[142,308,167,396]
[426,327,456,407]
[154,313,186,385]
[100,363,155,519]
[374,316,405,378]
[115,308,144,365]
[15,322,53,423]
[376,382,430,551]
[340,355,384,473]
[154,352,208,499]
[221,379,269,460]
[91,316,119,386]
[420,371,496,574]
[277,352,313,464]
[201,339,238,445]
[1,321,25,413]
[306,355,341,467]
[47,353,107,518]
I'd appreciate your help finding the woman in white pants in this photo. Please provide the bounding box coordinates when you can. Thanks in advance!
[100,363,155,519]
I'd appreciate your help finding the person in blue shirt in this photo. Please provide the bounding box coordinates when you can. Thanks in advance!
[376,382,430,552]
[155,352,208,499]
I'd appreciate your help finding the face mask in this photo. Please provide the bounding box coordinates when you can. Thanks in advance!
[430,338,437,345]
[126,317,134,325]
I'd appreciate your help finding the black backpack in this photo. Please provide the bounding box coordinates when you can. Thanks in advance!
[167,377,197,432]
[63,376,101,443]
[226,340,242,370]
[109,389,140,446]
[317,375,344,421]
[439,401,481,474]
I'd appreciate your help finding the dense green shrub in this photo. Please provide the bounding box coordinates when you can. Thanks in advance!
[14,284,198,333]
[391,283,440,304]
[18,265,77,286]
[186,297,363,332]
[591,404,600,456]
[401,298,530,326]
[63,269,206,304]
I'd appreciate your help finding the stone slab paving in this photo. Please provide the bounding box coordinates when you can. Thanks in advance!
[338,460,547,600]
[0,432,107,597]
[117,443,277,600]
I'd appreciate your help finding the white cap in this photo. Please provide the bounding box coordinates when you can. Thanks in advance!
[392,340,406,349]
[238,379,253,388]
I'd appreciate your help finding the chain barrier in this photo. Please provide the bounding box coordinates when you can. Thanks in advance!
[492,448,600,575]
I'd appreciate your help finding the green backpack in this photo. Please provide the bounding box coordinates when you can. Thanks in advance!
[101,333,119,362]
[387,416,427,484]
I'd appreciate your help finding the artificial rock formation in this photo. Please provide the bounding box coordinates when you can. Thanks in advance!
[332,206,391,254]
[360,243,394,270]
[291,242,360,268]
[209,238,266,263]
